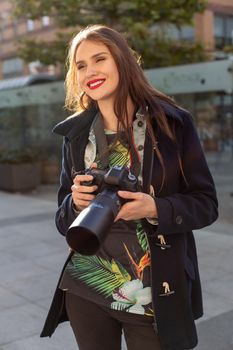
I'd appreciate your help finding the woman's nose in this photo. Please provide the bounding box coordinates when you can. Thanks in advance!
[85,65,97,78]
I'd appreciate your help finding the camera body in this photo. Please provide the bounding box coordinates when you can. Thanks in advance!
[82,165,140,195]
[66,166,140,255]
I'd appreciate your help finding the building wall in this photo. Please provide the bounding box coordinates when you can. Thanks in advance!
[195,11,215,50]
[0,0,58,79]
[194,0,233,51]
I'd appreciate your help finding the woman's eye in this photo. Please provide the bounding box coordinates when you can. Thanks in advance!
[77,65,84,70]
[96,57,105,63]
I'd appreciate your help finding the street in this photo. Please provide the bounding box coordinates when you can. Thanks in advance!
[0,152,232,350]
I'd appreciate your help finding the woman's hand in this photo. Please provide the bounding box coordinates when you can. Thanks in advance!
[115,191,158,221]
[71,163,98,211]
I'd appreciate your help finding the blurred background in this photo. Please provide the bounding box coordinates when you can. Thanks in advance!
[0,0,232,191]
[0,0,233,349]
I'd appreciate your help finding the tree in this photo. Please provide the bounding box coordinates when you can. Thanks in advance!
[12,0,208,70]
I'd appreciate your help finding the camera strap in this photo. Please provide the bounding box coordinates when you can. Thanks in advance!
[92,112,110,169]
[127,129,141,178]
[92,112,141,178]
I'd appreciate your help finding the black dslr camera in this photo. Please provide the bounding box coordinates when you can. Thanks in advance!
[66,166,140,255]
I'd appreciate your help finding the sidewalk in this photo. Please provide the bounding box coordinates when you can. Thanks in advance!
[0,179,233,349]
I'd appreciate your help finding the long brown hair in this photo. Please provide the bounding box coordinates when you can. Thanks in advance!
[65,25,186,192]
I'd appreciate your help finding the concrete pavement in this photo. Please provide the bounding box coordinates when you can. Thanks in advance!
[0,154,233,349]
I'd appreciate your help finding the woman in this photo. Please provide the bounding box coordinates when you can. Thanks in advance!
[41,25,218,350]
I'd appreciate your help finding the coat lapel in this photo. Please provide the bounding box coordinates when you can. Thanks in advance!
[142,132,154,194]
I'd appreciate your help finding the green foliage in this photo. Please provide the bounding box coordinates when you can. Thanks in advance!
[127,24,207,68]
[135,220,149,252]
[143,39,207,68]
[12,0,208,68]
[68,254,131,297]
[17,32,71,67]
[13,0,207,27]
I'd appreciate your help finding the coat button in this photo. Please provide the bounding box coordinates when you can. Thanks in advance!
[159,282,175,297]
[137,120,144,127]
[61,209,65,218]
[176,215,183,224]
[137,145,144,151]
[155,234,171,250]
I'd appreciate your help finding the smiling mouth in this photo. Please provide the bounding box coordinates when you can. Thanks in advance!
[87,79,105,90]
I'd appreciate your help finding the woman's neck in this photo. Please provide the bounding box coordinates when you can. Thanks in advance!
[97,97,135,132]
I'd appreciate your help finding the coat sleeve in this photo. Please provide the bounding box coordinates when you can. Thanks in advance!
[154,112,218,235]
[55,138,79,236]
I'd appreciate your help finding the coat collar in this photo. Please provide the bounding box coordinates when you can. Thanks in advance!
[53,101,183,140]
[52,107,98,140]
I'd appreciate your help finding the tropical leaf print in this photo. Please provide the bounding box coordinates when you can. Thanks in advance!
[108,141,130,167]
[135,220,149,252]
[111,302,132,312]
[95,140,129,169]
[68,254,131,298]
[68,135,154,317]
[95,155,103,169]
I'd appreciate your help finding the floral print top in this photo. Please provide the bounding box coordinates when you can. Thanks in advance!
[59,116,154,317]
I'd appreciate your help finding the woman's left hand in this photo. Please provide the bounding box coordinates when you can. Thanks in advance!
[115,191,158,221]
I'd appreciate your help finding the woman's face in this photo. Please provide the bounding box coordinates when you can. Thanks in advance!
[75,40,119,103]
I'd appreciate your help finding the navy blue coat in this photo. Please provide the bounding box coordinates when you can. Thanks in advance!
[41,102,218,350]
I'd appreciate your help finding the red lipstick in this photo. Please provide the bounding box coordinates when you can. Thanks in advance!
[87,79,105,90]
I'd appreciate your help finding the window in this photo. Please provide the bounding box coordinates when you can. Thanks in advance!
[42,16,50,27]
[161,24,194,41]
[2,57,24,78]
[226,16,233,44]
[179,26,195,41]
[27,19,34,32]
[214,14,233,49]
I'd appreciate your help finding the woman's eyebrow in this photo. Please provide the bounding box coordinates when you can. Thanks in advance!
[76,52,108,65]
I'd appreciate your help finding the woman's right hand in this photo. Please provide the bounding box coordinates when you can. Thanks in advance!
[71,173,98,212]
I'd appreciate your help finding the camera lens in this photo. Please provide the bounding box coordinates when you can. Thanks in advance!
[67,165,139,256]
[66,189,120,255]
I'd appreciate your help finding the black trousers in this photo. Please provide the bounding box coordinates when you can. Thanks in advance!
[65,292,161,350]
